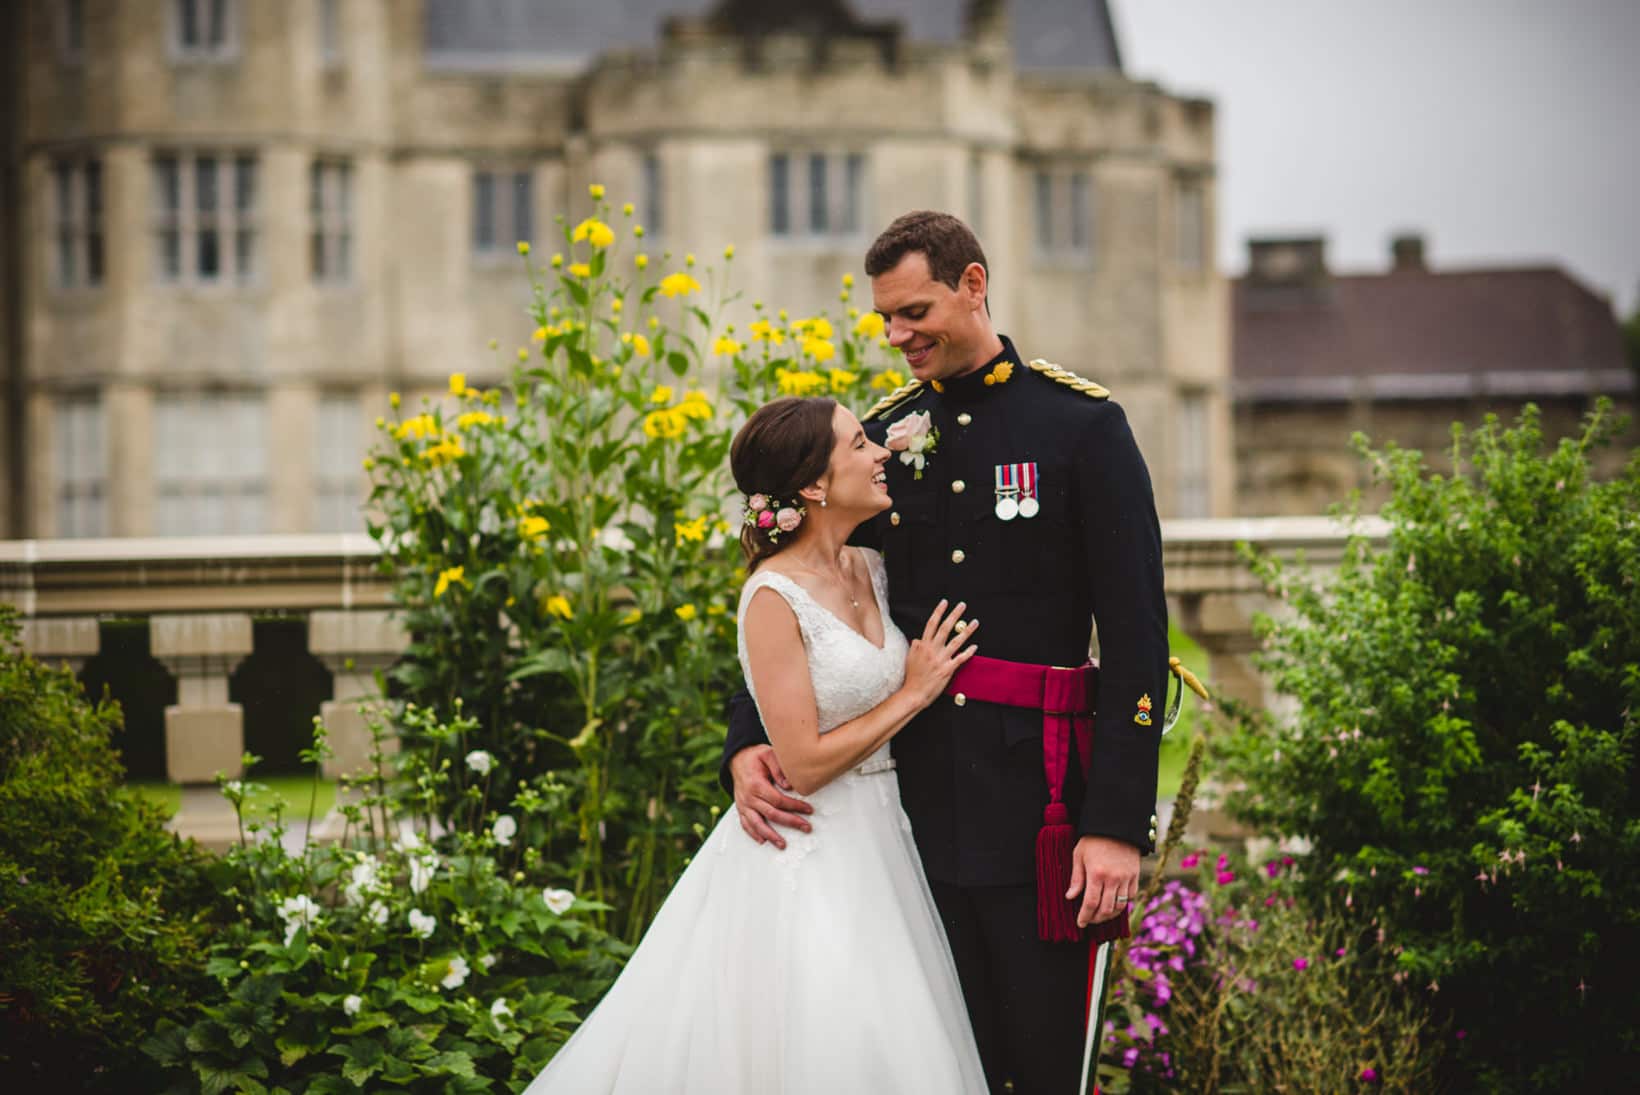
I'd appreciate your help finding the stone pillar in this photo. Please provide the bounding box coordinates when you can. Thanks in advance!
[308,609,407,780]
[20,617,101,673]
[152,614,254,849]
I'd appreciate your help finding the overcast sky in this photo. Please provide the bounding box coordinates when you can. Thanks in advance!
[1109,0,1640,313]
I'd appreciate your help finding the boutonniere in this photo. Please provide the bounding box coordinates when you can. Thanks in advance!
[885,410,940,480]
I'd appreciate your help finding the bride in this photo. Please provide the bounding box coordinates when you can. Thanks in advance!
[525,396,988,1093]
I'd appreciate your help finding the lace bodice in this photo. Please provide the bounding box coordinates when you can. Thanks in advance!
[736,548,909,743]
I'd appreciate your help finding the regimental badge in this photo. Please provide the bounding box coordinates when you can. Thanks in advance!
[1133,694,1153,727]
[993,462,1040,521]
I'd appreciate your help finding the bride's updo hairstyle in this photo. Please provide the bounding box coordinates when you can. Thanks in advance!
[730,396,838,572]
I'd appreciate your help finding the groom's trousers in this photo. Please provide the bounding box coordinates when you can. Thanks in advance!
[930,880,1091,1095]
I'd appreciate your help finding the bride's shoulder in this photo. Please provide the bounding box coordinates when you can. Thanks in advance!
[852,545,885,577]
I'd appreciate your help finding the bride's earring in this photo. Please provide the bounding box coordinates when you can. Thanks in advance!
[819,497,827,508]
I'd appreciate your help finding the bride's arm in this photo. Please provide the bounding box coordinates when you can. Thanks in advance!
[742,589,978,796]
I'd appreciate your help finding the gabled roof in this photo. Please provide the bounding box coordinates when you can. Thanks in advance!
[423,0,1123,73]
[1234,264,1632,402]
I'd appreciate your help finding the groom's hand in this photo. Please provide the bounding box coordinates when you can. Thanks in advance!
[730,745,814,850]
[1067,835,1140,927]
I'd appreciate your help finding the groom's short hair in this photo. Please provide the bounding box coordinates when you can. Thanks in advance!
[865,211,989,290]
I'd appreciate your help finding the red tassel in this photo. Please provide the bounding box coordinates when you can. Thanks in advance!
[1036,802,1080,942]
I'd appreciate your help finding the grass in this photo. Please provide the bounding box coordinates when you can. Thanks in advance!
[128,773,338,824]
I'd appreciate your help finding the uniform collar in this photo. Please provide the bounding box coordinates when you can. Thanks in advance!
[928,334,1022,402]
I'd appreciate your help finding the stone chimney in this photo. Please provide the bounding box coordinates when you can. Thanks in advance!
[1390,233,1427,273]
[1245,236,1329,289]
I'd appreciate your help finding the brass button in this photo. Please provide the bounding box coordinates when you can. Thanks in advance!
[957,412,972,426]
[1149,813,1158,826]
[950,549,965,564]
[954,693,967,707]
[1148,829,1158,843]
[951,480,966,494]
[890,511,901,526]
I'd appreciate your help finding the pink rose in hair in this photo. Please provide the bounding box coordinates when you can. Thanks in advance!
[775,507,802,533]
[747,493,768,512]
[756,510,775,529]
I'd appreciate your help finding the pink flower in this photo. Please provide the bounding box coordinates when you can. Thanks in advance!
[1180,853,1200,869]
[747,493,768,512]
[1361,1066,1380,1082]
[884,410,932,452]
[1292,956,1310,971]
[1412,865,1429,875]
[1335,947,1347,958]
[775,507,802,533]
[1265,861,1282,879]
[1216,853,1229,870]
[756,510,775,529]
[1282,855,1295,866]
[1216,870,1236,885]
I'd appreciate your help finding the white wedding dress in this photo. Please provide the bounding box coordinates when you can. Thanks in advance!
[526,548,986,1094]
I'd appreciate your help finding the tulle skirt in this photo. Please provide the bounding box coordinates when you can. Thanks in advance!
[524,755,987,1094]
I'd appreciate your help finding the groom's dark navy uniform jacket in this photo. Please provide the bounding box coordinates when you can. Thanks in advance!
[721,335,1169,1093]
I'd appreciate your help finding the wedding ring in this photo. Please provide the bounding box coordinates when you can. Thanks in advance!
[1115,895,1130,905]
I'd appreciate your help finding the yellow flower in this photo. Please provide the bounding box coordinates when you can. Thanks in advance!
[723,244,736,260]
[778,309,788,322]
[678,390,714,420]
[650,385,674,405]
[622,202,634,216]
[610,299,624,317]
[518,514,550,540]
[749,319,786,346]
[620,607,643,625]
[847,307,860,319]
[433,566,466,598]
[571,217,615,249]
[775,368,828,397]
[792,316,834,339]
[647,316,660,330]
[374,416,385,429]
[455,410,497,430]
[659,272,701,298]
[871,368,907,391]
[389,391,401,409]
[635,253,649,270]
[684,253,696,267]
[674,515,710,545]
[516,347,528,362]
[568,262,591,279]
[422,439,465,466]
[854,311,885,339]
[544,594,574,620]
[842,273,854,288]
[713,335,744,357]
[642,408,688,439]
[802,336,837,363]
[707,603,727,616]
[840,290,850,302]
[394,414,439,441]
[675,604,698,622]
[588,183,605,200]
[361,457,374,471]
[828,368,859,392]
[516,241,531,256]
[532,326,549,342]
[550,253,563,268]
[622,332,651,357]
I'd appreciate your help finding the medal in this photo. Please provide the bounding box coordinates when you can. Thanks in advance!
[994,464,1020,521]
[1018,462,1040,519]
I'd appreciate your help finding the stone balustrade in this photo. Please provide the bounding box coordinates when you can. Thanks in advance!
[1,519,1388,845]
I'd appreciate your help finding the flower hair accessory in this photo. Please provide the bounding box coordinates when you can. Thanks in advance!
[743,492,806,543]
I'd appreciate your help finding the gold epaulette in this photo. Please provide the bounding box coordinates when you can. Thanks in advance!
[1027,359,1111,400]
[861,379,926,422]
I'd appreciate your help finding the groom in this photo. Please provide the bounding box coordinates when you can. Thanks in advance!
[723,211,1169,1093]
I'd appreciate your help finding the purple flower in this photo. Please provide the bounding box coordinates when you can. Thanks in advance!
[1361,1066,1380,1082]
[1293,956,1310,971]
[1265,860,1282,879]
[1122,1047,1141,1069]
[1412,865,1429,875]
[1455,1029,1467,1041]
[1217,852,1230,870]
[1336,947,1347,958]
[1282,855,1295,867]
[1216,869,1236,885]
[1265,894,1278,907]
[1180,853,1200,869]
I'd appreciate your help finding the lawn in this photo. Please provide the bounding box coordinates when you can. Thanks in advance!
[128,773,338,824]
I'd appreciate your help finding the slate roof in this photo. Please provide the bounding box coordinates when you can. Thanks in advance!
[423,0,1122,73]
[1234,264,1633,402]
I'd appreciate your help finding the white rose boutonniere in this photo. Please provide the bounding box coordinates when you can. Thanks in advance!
[885,411,940,480]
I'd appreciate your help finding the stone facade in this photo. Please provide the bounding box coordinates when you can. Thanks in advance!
[1,0,1231,541]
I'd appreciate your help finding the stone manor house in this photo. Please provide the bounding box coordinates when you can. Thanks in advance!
[0,0,1231,543]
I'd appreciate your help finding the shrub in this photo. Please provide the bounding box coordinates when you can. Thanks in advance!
[0,607,226,1091]
[364,193,901,942]
[1220,403,1640,1090]
[144,707,628,1093]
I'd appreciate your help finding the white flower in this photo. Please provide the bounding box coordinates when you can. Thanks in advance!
[407,908,437,939]
[542,887,575,916]
[342,994,362,1017]
[440,955,470,991]
[276,895,323,947]
[343,856,381,906]
[597,525,636,552]
[465,750,495,776]
[490,997,512,1029]
[478,953,498,971]
[366,900,390,927]
[395,827,424,853]
[492,815,518,846]
[409,854,439,894]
